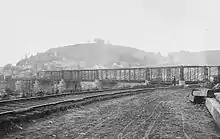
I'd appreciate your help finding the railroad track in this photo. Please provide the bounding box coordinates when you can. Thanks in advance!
[0,86,146,104]
[0,86,174,116]
[0,86,158,114]
[0,87,165,136]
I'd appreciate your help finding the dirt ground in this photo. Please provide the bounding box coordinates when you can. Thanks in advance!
[3,88,220,139]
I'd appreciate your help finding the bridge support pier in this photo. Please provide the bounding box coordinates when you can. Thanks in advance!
[179,66,185,86]
[204,66,209,81]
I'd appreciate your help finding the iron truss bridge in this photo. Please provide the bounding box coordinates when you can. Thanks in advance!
[37,66,220,84]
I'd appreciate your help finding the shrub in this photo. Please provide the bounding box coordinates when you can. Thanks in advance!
[58,79,66,93]
[15,80,22,92]
[33,80,41,94]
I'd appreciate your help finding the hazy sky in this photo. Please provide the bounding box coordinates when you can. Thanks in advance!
[0,0,220,66]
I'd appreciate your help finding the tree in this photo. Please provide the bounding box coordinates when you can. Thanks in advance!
[4,64,13,71]
[3,64,20,76]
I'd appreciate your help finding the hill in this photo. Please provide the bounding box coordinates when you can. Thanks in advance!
[16,41,164,71]
[168,50,220,66]
[15,39,220,74]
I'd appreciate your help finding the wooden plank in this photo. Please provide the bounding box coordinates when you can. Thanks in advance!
[206,98,220,129]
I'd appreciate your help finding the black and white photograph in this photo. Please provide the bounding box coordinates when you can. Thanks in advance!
[0,0,220,138]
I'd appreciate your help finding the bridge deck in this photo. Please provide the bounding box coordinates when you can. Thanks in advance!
[37,66,220,83]
[3,88,220,139]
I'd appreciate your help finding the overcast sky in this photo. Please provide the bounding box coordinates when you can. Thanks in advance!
[0,0,220,66]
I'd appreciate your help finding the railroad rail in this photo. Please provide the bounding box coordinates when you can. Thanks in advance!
[0,87,164,117]
[0,85,150,105]
[0,87,162,136]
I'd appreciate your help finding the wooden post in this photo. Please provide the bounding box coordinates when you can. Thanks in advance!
[61,71,64,80]
[118,70,120,81]
[129,69,131,81]
[77,70,80,81]
[139,68,141,81]
[145,68,150,81]
[124,69,126,81]
[100,70,103,81]
[106,70,108,80]
[114,70,117,81]
[87,70,90,81]
[218,66,220,83]
[134,69,136,81]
